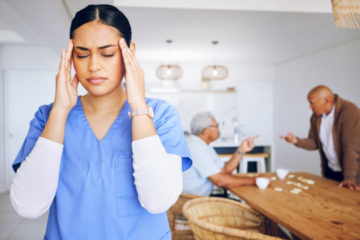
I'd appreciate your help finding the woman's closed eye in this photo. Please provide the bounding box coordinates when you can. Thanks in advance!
[76,54,89,59]
[101,53,115,57]
[75,51,115,59]
[76,53,114,58]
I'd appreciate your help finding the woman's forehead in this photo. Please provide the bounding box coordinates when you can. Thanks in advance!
[72,21,121,47]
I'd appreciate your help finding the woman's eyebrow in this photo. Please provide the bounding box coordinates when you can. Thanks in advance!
[75,46,89,51]
[98,44,117,50]
[75,45,117,51]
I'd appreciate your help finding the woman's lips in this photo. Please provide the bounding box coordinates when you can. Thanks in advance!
[87,77,106,85]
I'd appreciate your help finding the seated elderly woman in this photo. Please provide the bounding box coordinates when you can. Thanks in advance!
[183,112,267,196]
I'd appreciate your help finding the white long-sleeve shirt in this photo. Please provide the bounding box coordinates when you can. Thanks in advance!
[320,105,342,172]
[10,135,182,218]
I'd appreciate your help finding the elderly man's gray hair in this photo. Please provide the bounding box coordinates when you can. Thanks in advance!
[190,112,215,136]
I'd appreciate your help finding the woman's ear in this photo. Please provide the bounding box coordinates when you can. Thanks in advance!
[130,42,136,55]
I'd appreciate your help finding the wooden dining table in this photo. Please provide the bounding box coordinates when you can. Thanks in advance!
[228,172,360,240]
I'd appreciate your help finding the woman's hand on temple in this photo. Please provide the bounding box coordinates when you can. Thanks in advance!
[54,40,79,113]
[119,38,146,111]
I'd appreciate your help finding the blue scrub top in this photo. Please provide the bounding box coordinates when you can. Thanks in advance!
[13,97,192,240]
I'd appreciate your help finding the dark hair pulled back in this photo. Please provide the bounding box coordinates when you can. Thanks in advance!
[70,4,132,46]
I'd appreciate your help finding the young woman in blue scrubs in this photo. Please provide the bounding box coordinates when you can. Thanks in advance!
[10,4,191,239]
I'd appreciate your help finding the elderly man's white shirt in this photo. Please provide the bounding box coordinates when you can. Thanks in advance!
[320,105,342,172]
[182,135,223,196]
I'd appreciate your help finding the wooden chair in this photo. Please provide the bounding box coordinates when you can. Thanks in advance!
[167,193,199,240]
[183,197,283,240]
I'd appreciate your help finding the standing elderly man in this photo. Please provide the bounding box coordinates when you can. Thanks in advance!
[281,85,360,190]
[182,112,262,196]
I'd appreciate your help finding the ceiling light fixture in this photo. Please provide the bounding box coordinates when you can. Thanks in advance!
[331,0,360,28]
[156,40,183,81]
[202,41,229,81]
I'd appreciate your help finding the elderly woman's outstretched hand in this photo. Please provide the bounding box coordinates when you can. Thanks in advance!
[54,40,79,113]
[119,38,146,111]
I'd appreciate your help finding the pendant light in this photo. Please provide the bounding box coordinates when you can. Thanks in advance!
[332,0,360,28]
[156,40,183,80]
[202,41,229,81]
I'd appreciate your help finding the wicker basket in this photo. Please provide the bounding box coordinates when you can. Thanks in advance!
[332,0,360,28]
[183,197,282,240]
[167,193,199,240]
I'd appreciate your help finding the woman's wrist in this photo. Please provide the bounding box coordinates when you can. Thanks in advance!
[130,101,147,111]
[50,105,71,120]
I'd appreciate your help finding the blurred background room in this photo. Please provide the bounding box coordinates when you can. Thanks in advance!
[1,0,360,239]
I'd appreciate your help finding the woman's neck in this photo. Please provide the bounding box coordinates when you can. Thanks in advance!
[82,86,127,113]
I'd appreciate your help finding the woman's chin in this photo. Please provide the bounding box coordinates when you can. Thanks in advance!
[84,85,123,97]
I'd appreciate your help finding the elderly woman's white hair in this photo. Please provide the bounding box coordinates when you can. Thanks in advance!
[190,112,215,136]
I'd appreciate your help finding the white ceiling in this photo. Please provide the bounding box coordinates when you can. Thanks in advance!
[1,0,360,64]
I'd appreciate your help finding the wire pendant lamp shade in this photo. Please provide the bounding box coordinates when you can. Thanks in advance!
[156,64,183,80]
[331,0,360,28]
[202,41,229,81]
[202,65,229,81]
[156,40,183,80]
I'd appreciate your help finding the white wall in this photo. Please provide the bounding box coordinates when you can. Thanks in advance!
[236,79,274,145]
[0,45,59,70]
[0,44,60,192]
[274,38,360,175]
[0,46,5,192]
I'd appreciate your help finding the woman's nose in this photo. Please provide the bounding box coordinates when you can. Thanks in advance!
[88,55,100,72]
